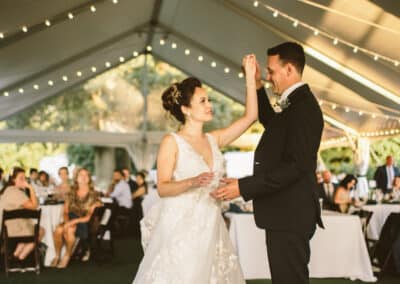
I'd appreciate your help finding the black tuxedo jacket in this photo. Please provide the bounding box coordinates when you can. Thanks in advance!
[374,165,400,193]
[239,84,324,233]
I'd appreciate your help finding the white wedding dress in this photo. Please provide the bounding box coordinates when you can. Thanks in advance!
[133,133,245,284]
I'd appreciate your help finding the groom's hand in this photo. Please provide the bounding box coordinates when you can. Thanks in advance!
[210,178,240,201]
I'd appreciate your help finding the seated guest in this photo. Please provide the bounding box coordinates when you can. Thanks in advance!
[391,176,400,201]
[35,170,55,197]
[317,170,337,210]
[0,167,4,189]
[55,167,71,200]
[131,171,147,238]
[334,174,358,213]
[27,168,38,185]
[51,168,101,268]
[107,169,132,210]
[37,170,49,187]
[0,167,44,261]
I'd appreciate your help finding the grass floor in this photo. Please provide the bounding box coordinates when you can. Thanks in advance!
[0,237,398,284]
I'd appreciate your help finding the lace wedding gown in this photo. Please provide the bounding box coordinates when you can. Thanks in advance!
[133,133,245,284]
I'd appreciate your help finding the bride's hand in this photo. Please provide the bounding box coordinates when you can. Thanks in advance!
[242,54,257,82]
[190,172,214,187]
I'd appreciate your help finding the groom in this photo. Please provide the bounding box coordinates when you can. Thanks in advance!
[212,42,324,283]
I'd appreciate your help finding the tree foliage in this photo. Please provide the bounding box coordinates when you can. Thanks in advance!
[1,55,245,171]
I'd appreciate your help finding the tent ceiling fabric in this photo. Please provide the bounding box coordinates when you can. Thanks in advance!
[0,0,399,142]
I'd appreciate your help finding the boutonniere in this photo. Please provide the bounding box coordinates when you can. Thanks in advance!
[273,98,291,113]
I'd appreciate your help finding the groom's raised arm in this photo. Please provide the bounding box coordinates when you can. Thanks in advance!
[257,87,275,128]
[239,103,323,201]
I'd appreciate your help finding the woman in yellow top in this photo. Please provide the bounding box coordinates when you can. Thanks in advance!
[0,167,44,260]
[51,168,101,268]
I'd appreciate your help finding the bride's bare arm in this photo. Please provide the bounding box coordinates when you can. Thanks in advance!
[210,55,258,147]
[157,134,214,197]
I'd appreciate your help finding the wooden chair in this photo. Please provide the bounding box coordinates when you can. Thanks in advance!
[369,212,400,277]
[1,209,41,276]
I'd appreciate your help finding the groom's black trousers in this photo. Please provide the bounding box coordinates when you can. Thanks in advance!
[265,229,315,284]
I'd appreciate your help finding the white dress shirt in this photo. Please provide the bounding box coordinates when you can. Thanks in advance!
[279,81,306,104]
[386,166,395,189]
[110,180,132,209]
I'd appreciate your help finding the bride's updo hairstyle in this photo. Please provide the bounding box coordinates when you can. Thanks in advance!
[162,77,202,124]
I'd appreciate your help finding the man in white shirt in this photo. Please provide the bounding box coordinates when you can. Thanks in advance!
[317,170,337,210]
[108,169,132,209]
[374,155,400,194]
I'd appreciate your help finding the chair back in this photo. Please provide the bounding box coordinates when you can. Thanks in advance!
[374,212,400,267]
[1,209,41,239]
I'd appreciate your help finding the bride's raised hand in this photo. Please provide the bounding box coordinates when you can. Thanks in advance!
[244,54,257,83]
[190,172,214,187]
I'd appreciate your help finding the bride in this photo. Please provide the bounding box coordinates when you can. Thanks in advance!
[132,55,258,283]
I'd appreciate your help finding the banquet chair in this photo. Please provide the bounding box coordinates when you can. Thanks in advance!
[1,209,41,276]
[370,212,400,276]
[89,205,115,263]
[352,209,373,240]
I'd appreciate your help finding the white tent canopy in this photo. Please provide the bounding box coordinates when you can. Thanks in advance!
[0,0,399,141]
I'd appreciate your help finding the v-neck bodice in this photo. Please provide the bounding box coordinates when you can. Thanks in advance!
[170,132,225,182]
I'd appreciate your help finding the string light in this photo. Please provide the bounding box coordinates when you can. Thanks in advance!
[18,88,24,94]
[33,84,39,90]
[146,45,152,52]
[159,39,165,45]
[119,56,125,62]
[4,34,396,144]
[0,0,121,42]
[252,0,399,65]
[171,42,177,49]
[319,98,400,121]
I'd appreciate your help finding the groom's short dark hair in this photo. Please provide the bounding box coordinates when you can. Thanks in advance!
[267,42,305,75]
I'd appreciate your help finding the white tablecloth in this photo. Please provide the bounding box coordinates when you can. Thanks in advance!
[227,211,376,282]
[362,204,400,240]
[40,204,64,266]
